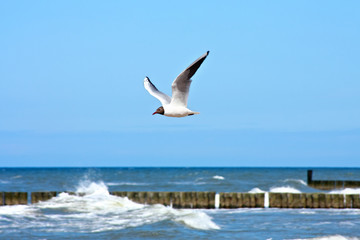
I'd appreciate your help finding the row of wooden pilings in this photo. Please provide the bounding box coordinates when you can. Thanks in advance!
[1,191,360,209]
[307,170,360,190]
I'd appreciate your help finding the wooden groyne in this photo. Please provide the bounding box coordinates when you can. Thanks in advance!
[1,191,360,209]
[0,192,28,205]
[112,191,216,208]
[307,170,360,190]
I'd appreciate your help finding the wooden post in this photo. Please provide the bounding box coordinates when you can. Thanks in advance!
[269,193,282,208]
[299,193,306,208]
[322,181,336,191]
[312,193,319,208]
[288,193,302,208]
[255,193,265,208]
[331,194,344,208]
[335,181,344,189]
[346,194,353,208]
[126,192,136,202]
[307,170,313,183]
[157,192,168,206]
[208,192,215,209]
[229,192,238,208]
[249,193,256,207]
[195,192,205,208]
[31,192,57,204]
[138,192,147,204]
[318,194,326,208]
[149,192,160,205]
[325,194,332,208]
[242,193,251,208]
[4,192,28,205]
[304,193,313,208]
[189,192,197,208]
[179,192,187,208]
[219,193,228,208]
[171,192,181,208]
[0,192,4,205]
[281,193,289,208]
[345,181,360,188]
[352,194,360,208]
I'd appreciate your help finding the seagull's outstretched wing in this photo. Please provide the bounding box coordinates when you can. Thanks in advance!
[144,77,171,105]
[171,51,209,107]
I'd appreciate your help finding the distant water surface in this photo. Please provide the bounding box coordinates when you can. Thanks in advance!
[0,167,360,240]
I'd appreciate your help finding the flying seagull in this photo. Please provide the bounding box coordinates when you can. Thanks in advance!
[144,51,209,117]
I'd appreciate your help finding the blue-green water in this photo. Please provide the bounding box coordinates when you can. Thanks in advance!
[1,167,360,239]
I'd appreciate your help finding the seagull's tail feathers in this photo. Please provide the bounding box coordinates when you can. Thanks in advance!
[189,111,200,116]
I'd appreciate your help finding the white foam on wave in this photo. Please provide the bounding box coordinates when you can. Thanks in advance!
[329,188,360,194]
[174,210,220,230]
[15,180,220,232]
[213,175,225,180]
[270,186,302,193]
[299,210,316,215]
[248,188,266,193]
[284,179,307,186]
[106,182,150,186]
[76,180,110,196]
[0,204,36,216]
[0,180,9,184]
[249,186,302,194]
[289,235,360,240]
[39,189,142,214]
[248,186,302,193]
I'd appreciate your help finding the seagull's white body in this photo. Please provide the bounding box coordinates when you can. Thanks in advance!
[144,51,209,118]
[163,104,196,118]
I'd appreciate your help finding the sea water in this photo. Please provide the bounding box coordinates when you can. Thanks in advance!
[0,167,360,240]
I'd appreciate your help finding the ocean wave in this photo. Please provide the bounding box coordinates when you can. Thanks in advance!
[76,180,110,195]
[0,180,219,232]
[0,204,37,216]
[329,188,360,194]
[288,235,360,240]
[248,188,265,193]
[284,179,307,186]
[106,182,151,186]
[269,186,302,193]
[212,175,225,180]
[339,221,356,227]
[174,210,220,230]
[248,186,302,193]
[299,210,316,215]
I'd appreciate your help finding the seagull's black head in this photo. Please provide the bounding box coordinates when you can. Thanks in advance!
[152,106,164,115]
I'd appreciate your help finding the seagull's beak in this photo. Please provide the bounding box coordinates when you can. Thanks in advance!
[152,111,157,115]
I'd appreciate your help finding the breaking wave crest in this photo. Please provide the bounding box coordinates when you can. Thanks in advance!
[213,175,225,180]
[0,180,220,232]
[284,179,307,186]
[248,187,265,193]
[270,186,302,193]
[248,186,302,193]
[329,188,360,194]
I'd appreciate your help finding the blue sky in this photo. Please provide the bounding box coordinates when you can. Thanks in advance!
[1,1,359,167]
